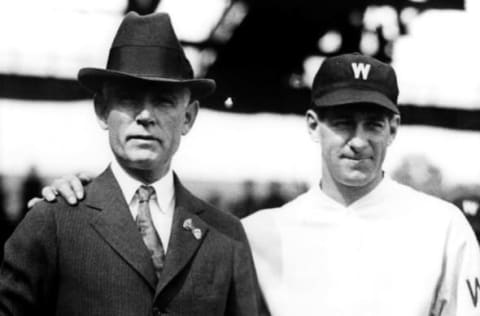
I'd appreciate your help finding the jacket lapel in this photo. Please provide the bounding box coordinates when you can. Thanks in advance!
[154,176,209,301]
[86,167,157,290]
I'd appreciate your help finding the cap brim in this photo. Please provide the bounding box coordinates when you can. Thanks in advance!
[312,88,399,114]
[78,68,216,100]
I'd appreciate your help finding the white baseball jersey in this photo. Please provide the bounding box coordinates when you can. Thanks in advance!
[242,177,480,316]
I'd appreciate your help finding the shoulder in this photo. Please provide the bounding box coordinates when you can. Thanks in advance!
[388,178,460,212]
[200,198,241,227]
[242,207,279,239]
[187,193,247,243]
[173,175,246,241]
[6,198,75,249]
[386,179,471,228]
[241,207,280,256]
[242,189,310,233]
[26,196,79,222]
[26,170,110,226]
[24,196,97,238]
[241,191,310,255]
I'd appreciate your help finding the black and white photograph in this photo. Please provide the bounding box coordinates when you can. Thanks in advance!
[0,0,479,315]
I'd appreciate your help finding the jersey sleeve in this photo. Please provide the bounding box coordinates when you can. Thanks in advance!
[431,208,480,316]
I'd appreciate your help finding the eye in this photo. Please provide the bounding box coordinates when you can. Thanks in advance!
[330,119,353,128]
[113,94,140,105]
[151,96,177,108]
[365,120,386,130]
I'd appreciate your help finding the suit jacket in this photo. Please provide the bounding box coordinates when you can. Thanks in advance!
[0,168,266,316]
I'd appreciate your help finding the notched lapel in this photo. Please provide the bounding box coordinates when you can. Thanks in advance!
[154,206,209,297]
[86,168,157,290]
[154,177,210,302]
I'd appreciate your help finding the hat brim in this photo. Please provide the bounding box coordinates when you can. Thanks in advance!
[312,88,399,114]
[78,68,216,100]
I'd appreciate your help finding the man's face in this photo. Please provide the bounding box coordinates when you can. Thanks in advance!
[95,81,197,179]
[307,104,399,190]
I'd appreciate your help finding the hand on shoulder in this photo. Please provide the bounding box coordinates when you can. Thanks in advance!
[28,173,92,208]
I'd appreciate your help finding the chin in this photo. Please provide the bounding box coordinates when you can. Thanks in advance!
[131,161,159,171]
[124,153,161,169]
[340,173,375,188]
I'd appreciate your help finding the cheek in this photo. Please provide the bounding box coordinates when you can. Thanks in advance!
[107,120,125,138]
[106,109,129,127]
[371,138,390,162]
[105,113,132,143]
[319,131,345,156]
[158,112,185,135]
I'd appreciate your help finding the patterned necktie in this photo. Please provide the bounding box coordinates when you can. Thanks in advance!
[135,185,165,280]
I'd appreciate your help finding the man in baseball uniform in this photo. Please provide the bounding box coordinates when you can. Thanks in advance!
[242,53,480,316]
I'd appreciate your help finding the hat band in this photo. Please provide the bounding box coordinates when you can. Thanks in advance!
[107,46,194,79]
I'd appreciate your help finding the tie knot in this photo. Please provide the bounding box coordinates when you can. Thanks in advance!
[136,185,155,203]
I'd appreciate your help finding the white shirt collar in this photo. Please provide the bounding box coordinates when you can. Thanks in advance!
[110,158,175,213]
[311,174,392,211]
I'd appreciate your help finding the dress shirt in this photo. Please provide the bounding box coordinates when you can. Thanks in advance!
[110,159,175,252]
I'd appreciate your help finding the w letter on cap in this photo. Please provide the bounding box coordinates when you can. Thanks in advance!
[351,62,371,80]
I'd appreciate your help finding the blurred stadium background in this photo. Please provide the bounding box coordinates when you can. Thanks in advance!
[1,0,480,248]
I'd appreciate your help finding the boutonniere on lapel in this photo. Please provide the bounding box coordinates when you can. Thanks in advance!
[183,218,202,240]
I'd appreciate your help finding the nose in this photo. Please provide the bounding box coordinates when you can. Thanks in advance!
[135,104,156,126]
[347,124,369,152]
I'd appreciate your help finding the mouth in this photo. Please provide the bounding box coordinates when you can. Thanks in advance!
[341,155,372,162]
[127,135,160,143]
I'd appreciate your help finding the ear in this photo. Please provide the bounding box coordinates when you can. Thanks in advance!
[306,109,321,143]
[182,100,199,135]
[387,114,400,145]
[94,94,109,130]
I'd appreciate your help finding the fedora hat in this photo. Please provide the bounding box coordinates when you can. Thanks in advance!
[78,12,215,99]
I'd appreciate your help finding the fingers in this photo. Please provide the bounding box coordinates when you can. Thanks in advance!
[42,173,88,206]
[51,178,78,205]
[77,172,93,185]
[66,175,85,200]
[41,186,58,201]
[27,197,44,209]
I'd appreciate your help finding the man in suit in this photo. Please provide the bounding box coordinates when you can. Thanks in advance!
[0,12,263,316]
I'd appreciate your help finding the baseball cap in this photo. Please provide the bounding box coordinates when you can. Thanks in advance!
[311,53,399,114]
